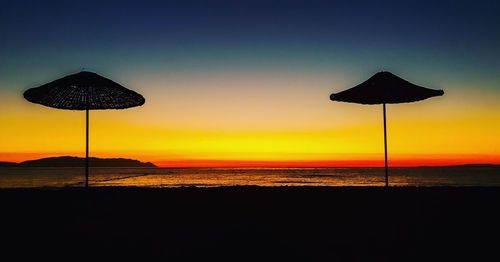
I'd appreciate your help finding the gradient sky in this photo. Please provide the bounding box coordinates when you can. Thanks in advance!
[1,0,499,166]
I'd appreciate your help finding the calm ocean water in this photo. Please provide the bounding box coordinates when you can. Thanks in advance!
[1,166,500,188]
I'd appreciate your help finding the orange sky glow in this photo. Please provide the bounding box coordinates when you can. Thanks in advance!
[1,72,499,167]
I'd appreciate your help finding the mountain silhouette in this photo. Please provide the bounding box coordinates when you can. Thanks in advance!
[1,156,156,168]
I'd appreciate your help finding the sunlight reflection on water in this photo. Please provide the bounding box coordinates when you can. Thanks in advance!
[0,166,499,188]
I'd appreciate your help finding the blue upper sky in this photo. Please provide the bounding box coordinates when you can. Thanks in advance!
[1,0,499,90]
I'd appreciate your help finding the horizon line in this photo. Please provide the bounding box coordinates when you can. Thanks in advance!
[2,155,499,168]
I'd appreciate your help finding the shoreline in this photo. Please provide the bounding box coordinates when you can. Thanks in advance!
[2,184,500,190]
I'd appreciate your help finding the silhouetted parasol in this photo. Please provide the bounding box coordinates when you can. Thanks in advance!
[24,71,145,187]
[330,71,443,186]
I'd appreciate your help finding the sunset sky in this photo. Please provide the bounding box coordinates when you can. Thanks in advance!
[1,0,499,167]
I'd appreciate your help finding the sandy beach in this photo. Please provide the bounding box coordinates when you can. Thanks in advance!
[1,186,499,261]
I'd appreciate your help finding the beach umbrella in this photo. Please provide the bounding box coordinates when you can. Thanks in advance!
[24,71,145,187]
[329,71,443,186]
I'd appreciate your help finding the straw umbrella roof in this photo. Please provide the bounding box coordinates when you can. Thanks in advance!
[330,71,444,105]
[24,71,145,110]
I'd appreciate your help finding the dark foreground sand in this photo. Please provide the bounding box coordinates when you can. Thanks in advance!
[1,186,499,261]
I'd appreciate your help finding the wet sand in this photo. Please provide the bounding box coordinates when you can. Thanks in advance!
[1,186,499,261]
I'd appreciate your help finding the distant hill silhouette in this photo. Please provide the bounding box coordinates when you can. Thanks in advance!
[1,156,156,168]
[414,164,500,169]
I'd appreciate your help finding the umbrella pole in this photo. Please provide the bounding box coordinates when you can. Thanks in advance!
[383,103,389,187]
[85,108,89,188]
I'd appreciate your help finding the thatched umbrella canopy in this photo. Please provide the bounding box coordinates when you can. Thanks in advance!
[330,71,444,186]
[24,71,144,110]
[24,71,145,187]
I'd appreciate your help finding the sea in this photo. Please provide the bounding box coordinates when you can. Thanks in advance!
[1,165,500,188]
